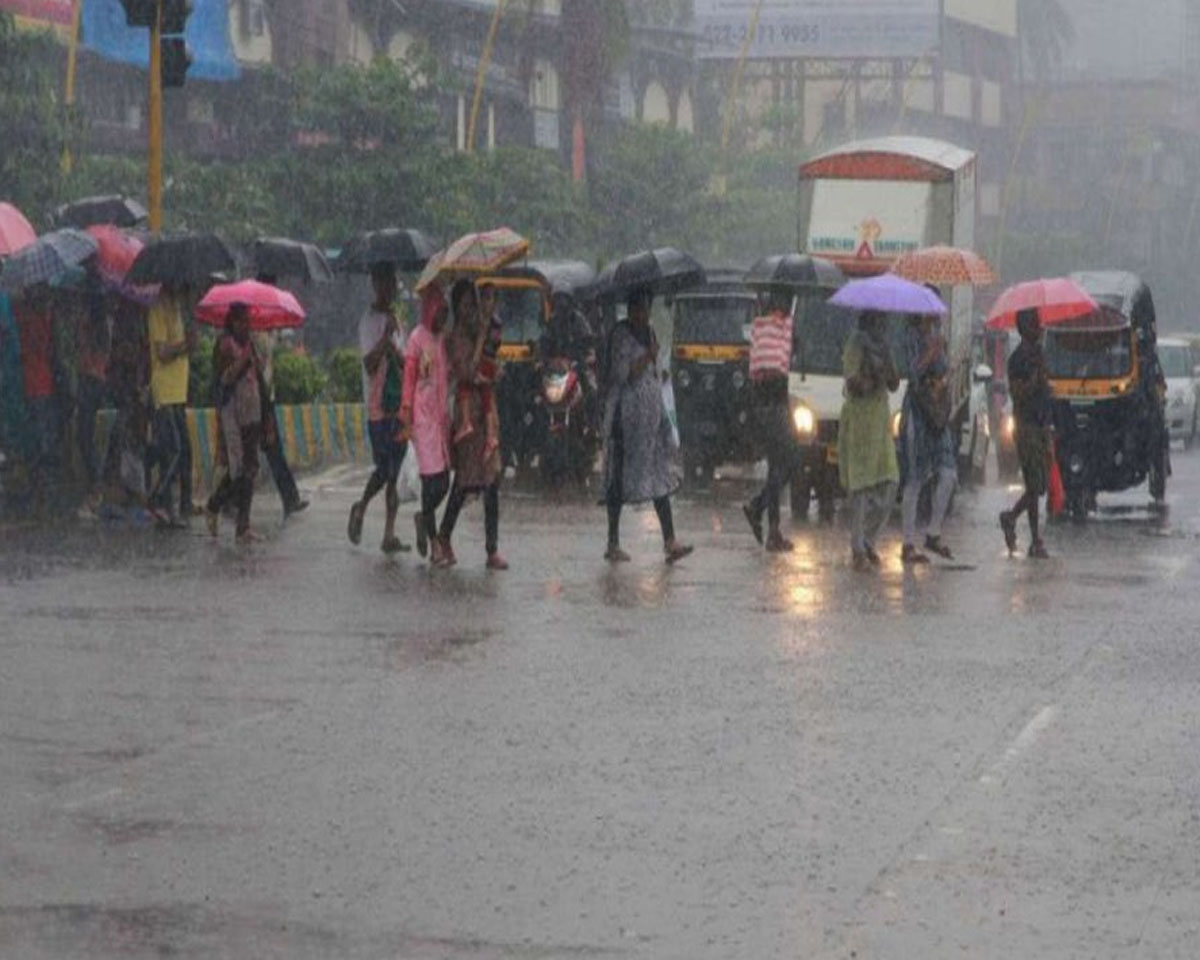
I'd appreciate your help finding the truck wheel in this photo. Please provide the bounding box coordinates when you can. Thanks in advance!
[790,474,811,520]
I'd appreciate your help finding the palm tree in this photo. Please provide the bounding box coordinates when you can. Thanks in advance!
[1017,0,1076,87]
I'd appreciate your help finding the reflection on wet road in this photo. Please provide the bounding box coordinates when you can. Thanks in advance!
[2,453,1200,958]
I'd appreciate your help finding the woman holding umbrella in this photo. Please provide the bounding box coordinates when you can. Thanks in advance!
[602,287,693,564]
[204,303,263,543]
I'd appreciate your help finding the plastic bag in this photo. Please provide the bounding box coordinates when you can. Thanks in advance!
[660,373,680,450]
[396,442,420,503]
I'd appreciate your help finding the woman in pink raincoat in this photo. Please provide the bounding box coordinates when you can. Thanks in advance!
[401,285,453,567]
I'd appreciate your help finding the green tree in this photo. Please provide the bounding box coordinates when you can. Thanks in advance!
[0,12,73,225]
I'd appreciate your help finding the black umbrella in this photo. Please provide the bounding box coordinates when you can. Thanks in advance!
[54,195,148,230]
[600,247,706,301]
[335,228,438,273]
[744,253,844,291]
[249,237,333,284]
[126,233,238,287]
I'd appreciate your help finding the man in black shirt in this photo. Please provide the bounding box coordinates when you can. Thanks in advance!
[1000,307,1053,558]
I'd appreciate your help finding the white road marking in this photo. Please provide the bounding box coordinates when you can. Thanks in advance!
[979,704,1058,786]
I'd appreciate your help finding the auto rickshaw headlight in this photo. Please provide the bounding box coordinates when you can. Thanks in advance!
[891,410,903,440]
[731,369,746,390]
[793,404,816,437]
[676,368,691,389]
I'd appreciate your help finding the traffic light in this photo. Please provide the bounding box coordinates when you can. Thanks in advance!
[161,0,193,36]
[160,36,192,87]
[120,0,157,27]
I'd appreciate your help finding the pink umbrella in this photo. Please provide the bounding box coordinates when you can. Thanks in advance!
[0,203,37,258]
[985,278,1098,330]
[196,279,306,331]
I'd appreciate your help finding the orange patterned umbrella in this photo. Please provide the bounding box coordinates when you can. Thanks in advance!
[415,227,529,292]
[891,246,996,287]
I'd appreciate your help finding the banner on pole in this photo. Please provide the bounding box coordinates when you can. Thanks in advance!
[695,0,940,60]
[0,0,73,36]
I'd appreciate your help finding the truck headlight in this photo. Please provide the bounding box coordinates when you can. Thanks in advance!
[793,404,815,437]
[891,410,902,440]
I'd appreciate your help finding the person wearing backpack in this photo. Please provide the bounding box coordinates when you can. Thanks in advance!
[347,262,409,555]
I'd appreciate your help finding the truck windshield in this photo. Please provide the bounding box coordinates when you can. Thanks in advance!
[498,287,545,344]
[791,302,911,379]
[1045,328,1133,379]
[674,296,754,344]
[1159,344,1193,378]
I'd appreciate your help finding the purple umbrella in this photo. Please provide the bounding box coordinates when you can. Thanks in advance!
[829,273,947,316]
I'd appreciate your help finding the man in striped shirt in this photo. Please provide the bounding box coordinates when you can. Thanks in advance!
[743,288,796,552]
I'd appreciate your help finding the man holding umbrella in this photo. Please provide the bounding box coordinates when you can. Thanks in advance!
[147,282,197,525]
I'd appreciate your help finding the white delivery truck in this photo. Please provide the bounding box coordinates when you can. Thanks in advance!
[789,135,990,517]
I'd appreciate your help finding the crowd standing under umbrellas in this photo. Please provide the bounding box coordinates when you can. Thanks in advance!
[0,191,1122,565]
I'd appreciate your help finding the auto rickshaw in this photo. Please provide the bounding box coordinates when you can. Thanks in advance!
[668,269,758,486]
[484,260,596,477]
[1050,271,1169,518]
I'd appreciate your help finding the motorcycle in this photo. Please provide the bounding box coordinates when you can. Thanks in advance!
[539,354,598,488]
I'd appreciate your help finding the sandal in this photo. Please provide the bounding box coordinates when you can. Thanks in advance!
[901,544,930,566]
[604,545,632,563]
[486,552,509,571]
[381,535,411,555]
[664,541,694,564]
[865,545,882,568]
[1028,540,1050,560]
[765,532,794,553]
[852,551,872,573]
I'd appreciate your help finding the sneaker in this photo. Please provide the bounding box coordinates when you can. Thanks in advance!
[347,501,364,545]
[743,503,764,545]
[413,512,428,558]
[924,535,954,560]
[604,545,632,563]
[1028,540,1050,560]
[901,544,930,566]
[486,551,509,571]
[999,510,1018,554]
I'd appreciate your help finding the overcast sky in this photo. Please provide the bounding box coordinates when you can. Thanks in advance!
[1058,0,1192,79]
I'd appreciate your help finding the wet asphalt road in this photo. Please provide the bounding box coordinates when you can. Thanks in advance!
[2,450,1200,960]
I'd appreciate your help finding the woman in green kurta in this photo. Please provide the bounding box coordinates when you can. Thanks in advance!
[838,311,900,571]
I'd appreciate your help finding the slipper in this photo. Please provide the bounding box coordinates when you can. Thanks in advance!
[665,543,694,565]
[381,536,411,555]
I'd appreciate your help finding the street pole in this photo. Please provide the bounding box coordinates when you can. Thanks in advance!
[61,0,82,175]
[148,0,164,232]
[466,0,505,153]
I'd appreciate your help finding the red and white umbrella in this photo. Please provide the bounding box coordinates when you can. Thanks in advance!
[985,277,1099,330]
[195,279,306,331]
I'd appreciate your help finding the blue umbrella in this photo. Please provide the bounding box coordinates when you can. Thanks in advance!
[0,228,99,294]
[829,273,947,316]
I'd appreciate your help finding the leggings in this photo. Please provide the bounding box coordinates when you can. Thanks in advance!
[420,471,450,541]
[207,423,261,535]
[607,495,674,548]
[439,479,500,554]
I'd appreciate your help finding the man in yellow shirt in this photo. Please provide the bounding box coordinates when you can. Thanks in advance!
[147,285,197,523]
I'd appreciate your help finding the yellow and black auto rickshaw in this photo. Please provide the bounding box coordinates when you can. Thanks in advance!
[484,260,596,477]
[669,269,758,486]
[1050,271,1169,518]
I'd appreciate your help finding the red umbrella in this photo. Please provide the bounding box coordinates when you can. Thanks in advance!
[0,203,36,258]
[85,225,159,304]
[985,277,1099,330]
[195,279,306,331]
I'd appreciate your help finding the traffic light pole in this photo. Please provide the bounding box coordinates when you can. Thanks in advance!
[148,0,164,231]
